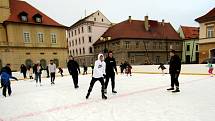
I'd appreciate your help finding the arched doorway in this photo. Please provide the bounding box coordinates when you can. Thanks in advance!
[53,59,59,67]
[40,59,47,69]
[25,59,33,67]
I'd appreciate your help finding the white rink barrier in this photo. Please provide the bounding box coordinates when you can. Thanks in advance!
[10,64,210,80]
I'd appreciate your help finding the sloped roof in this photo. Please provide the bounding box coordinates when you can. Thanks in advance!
[94,19,181,45]
[195,8,215,23]
[5,0,65,27]
[181,26,199,39]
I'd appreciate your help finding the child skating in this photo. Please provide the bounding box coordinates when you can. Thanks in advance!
[158,63,166,76]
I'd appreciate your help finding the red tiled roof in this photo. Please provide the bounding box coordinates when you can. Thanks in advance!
[195,8,215,23]
[181,26,199,39]
[5,0,65,27]
[94,19,181,44]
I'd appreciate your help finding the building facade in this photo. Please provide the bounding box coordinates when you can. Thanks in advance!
[0,0,68,70]
[178,26,199,64]
[94,16,182,65]
[195,8,215,63]
[67,10,112,66]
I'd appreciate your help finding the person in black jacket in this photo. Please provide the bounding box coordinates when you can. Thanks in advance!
[67,56,80,89]
[167,49,181,93]
[104,51,118,94]
[33,61,43,86]
[20,64,27,79]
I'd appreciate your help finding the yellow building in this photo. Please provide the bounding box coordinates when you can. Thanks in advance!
[195,8,215,63]
[0,0,68,70]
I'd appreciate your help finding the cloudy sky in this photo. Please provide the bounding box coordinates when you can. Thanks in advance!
[22,0,214,29]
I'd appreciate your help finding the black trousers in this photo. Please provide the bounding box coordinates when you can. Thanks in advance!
[23,71,27,78]
[50,72,55,83]
[105,73,115,91]
[2,82,12,97]
[87,77,105,94]
[71,71,79,88]
[170,73,179,88]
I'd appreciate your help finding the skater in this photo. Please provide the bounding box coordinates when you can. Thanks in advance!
[120,62,124,74]
[27,66,33,79]
[90,63,94,76]
[48,60,56,85]
[67,56,80,89]
[207,61,214,77]
[158,63,166,75]
[33,61,43,86]
[83,64,88,75]
[58,67,64,77]
[126,63,132,76]
[46,65,50,78]
[86,53,107,100]
[20,64,27,79]
[104,51,118,94]
[1,68,12,97]
[167,49,181,93]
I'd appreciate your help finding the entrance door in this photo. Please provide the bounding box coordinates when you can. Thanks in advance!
[186,55,190,64]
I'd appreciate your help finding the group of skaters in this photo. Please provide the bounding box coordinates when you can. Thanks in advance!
[4,49,212,98]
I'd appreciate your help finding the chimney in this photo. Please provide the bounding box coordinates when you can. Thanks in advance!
[128,16,132,23]
[162,19,165,26]
[144,16,149,31]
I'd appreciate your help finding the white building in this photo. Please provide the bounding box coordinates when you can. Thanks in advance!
[67,10,112,66]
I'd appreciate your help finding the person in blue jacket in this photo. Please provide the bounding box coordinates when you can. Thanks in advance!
[1,67,12,97]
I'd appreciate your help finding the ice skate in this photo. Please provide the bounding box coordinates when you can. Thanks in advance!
[112,90,117,94]
[172,88,180,93]
[167,87,174,90]
[102,94,107,100]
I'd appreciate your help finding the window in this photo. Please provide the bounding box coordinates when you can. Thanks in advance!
[51,33,57,44]
[153,42,157,49]
[71,31,73,37]
[78,28,80,34]
[82,37,85,44]
[136,42,139,48]
[83,48,85,54]
[75,30,77,35]
[102,18,104,22]
[94,18,96,21]
[79,48,82,55]
[125,42,129,49]
[68,32,71,38]
[37,32,44,43]
[89,36,92,43]
[79,38,81,44]
[75,39,77,45]
[73,50,75,56]
[98,12,100,15]
[88,26,92,33]
[72,40,74,46]
[69,41,71,47]
[21,15,28,22]
[82,27,84,33]
[76,49,78,55]
[196,45,199,51]
[186,44,190,51]
[207,26,214,38]
[159,42,162,49]
[23,32,30,43]
[89,47,93,53]
[35,17,42,23]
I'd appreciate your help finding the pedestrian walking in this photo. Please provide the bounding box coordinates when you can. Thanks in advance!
[27,66,33,79]
[33,61,43,86]
[20,64,27,79]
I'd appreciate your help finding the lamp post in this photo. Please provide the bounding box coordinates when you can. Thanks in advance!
[100,36,111,57]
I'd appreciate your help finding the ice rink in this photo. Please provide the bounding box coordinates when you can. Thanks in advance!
[0,73,215,121]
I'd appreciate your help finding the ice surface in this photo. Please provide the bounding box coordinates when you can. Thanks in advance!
[0,73,215,121]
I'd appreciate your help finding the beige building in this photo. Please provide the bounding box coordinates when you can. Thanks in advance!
[67,10,111,66]
[94,16,182,65]
[0,0,68,71]
[195,8,215,63]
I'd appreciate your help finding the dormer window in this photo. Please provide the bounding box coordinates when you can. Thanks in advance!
[19,12,28,22]
[33,13,42,23]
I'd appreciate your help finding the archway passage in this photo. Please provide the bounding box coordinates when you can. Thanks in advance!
[25,59,33,67]
[40,59,47,69]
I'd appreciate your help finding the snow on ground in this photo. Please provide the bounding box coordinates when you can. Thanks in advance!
[0,73,215,121]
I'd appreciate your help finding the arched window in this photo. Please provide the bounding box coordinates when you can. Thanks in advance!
[25,59,33,67]
[40,59,47,69]
[33,13,42,23]
[53,59,59,67]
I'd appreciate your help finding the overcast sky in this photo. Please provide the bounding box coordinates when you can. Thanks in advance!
[22,0,215,29]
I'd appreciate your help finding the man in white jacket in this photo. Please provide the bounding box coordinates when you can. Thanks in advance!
[86,53,107,99]
[48,60,56,85]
